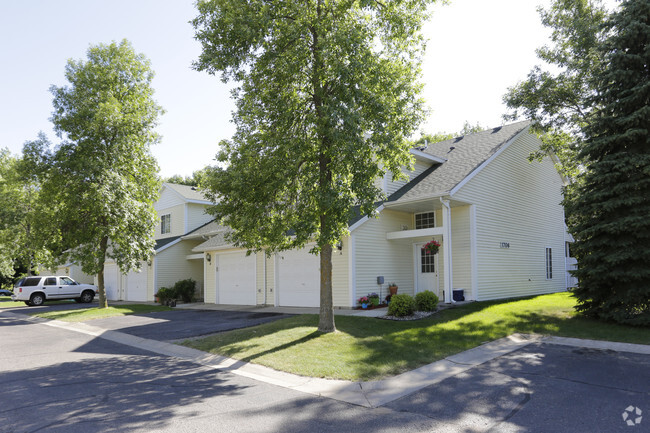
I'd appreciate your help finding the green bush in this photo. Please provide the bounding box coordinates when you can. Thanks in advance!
[387,293,415,317]
[156,287,175,304]
[415,290,439,312]
[173,278,197,303]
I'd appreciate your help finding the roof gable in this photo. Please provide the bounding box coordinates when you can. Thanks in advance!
[387,121,531,204]
[161,183,211,205]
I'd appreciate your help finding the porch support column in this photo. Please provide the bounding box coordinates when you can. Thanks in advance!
[440,197,453,304]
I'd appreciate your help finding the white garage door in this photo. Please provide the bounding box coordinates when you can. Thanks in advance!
[218,252,256,305]
[277,248,320,307]
[125,264,148,302]
[103,263,121,301]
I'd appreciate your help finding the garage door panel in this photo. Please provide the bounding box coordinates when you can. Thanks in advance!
[218,252,256,305]
[104,263,120,301]
[277,248,320,307]
[125,263,148,302]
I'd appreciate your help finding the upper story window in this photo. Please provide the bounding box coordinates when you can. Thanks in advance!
[161,214,171,234]
[415,212,436,229]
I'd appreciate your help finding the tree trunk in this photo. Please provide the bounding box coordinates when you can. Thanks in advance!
[318,243,335,333]
[97,236,108,308]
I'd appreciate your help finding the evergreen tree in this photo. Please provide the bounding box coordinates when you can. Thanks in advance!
[565,0,650,325]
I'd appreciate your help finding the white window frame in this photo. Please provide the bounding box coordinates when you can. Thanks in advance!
[161,214,171,235]
[414,211,436,230]
[546,247,553,280]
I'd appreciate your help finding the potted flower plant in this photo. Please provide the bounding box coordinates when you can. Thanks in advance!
[423,239,441,255]
[388,282,398,295]
[357,296,369,309]
[368,292,380,306]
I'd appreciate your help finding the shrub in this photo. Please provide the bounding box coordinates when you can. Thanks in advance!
[415,290,439,312]
[156,287,175,304]
[173,278,197,303]
[387,293,415,317]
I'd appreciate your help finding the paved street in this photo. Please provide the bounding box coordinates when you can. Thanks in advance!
[0,308,648,433]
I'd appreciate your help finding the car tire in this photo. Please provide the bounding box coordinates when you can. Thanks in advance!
[29,293,45,306]
[80,291,94,303]
[24,301,32,306]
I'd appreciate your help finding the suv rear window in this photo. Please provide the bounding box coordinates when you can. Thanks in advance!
[22,277,42,287]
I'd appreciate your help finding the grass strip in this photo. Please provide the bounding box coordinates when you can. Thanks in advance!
[30,304,171,322]
[181,293,650,381]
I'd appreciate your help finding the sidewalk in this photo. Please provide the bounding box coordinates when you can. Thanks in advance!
[3,308,649,408]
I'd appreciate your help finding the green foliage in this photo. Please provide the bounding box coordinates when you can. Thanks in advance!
[387,293,416,317]
[0,139,54,280]
[173,278,197,303]
[192,0,435,331]
[163,168,209,187]
[503,0,611,179]
[415,290,439,312]
[156,287,175,304]
[39,39,163,307]
[565,0,650,326]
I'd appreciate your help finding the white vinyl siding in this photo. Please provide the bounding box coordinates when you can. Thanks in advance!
[154,204,185,239]
[452,132,567,300]
[187,203,214,232]
[386,160,432,196]
[204,252,217,303]
[155,186,186,211]
[354,209,416,302]
[155,239,204,293]
[332,237,350,307]
[450,205,472,298]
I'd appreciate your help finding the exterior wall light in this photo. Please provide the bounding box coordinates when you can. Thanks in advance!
[206,253,212,264]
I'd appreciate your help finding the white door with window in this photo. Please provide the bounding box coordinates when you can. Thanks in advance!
[415,242,438,295]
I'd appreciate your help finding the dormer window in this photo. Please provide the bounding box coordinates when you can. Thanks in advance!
[415,212,435,229]
[161,214,171,234]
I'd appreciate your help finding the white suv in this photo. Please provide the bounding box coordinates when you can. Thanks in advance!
[12,276,98,306]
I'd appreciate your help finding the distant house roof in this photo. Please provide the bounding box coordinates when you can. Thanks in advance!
[387,121,531,203]
[162,183,211,204]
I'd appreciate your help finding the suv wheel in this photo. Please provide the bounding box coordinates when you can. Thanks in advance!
[29,293,45,306]
[80,291,94,303]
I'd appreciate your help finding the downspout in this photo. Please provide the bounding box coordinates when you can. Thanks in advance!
[440,197,454,303]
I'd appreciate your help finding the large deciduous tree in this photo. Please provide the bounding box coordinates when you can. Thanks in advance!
[44,40,163,308]
[0,136,53,281]
[564,0,650,325]
[192,0,434,332]
[503,0,610,179]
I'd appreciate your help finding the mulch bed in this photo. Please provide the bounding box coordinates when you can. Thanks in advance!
[355,304,387,310]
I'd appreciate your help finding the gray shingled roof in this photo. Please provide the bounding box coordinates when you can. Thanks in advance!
[155,236,181,251]
[192,229,233,252]
[387,121,531,204]
[163,183,211,203]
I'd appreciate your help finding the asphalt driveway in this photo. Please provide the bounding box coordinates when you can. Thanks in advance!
[84,309,294,341]
[1,299,293,341]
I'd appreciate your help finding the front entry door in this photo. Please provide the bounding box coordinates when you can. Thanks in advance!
[415,243,438,296]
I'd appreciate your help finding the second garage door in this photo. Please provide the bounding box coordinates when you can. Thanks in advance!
[124,263,148,302]
[217,252,256,305]
[276,247,320,307]
[104,262,121,301]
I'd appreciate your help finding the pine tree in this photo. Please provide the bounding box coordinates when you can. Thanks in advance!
[565,0,650,325]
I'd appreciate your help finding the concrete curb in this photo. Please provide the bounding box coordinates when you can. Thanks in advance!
[2,310,648,408]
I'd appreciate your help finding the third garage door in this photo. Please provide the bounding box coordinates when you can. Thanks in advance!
[276,247,320,307]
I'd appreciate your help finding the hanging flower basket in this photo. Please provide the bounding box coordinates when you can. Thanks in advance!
[423,239,441,255]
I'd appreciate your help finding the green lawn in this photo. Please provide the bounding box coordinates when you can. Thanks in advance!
[30,304,171,322]
[181,293,650,381]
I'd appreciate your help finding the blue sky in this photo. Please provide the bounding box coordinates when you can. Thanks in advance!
[1,0,572,178]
